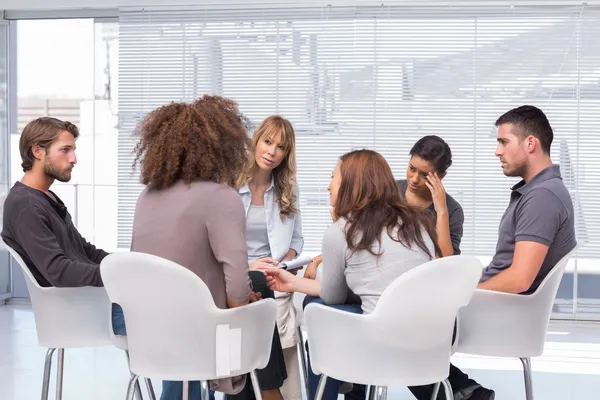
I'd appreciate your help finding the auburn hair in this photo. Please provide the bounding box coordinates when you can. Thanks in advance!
[334,149,440,258]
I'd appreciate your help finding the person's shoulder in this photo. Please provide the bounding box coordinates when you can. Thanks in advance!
[325,218,347,237]
[4,183,45,215]
[527,178,571,205]
[445,191,463,213]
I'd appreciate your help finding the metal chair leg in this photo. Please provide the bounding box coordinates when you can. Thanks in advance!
[250,370,263,400]
[442,379,453,400]
[41,348,56,400]
[520,357,534,400]
[200,381,209,400]
[144,378,157,400]
[314,374,328,400]
[124,351,144,400]
[297,327,309,392]
[183,381,190,400]
[430,382,441,400]
[56,349,65,400]
[126,374,140,400]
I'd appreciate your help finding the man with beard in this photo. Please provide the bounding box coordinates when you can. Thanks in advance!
[2,117,108,287]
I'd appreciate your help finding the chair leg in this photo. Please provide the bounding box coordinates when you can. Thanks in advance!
[520,357,534,400]
[314,374,328,400]
[367,385,376,400]
[126,374,140,400]
[41,348,56,400]
[183,381,190,400]
[200,381,209,400]
[144,378,157,400]
[430,382,441,400]
[250,370,263,400]
[55,349,65,400]
[441,379,453,400]
[296,327,309,392]
[375,386,387,400]
[124,351,144,400]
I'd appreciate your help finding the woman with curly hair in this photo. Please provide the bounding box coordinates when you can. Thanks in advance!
[236,115,304,400]
[113,95,287,400]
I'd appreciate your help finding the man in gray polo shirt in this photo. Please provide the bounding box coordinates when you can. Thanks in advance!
[412,106,577,400]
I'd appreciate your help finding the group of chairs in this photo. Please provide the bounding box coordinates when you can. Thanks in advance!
[3,240,574,400]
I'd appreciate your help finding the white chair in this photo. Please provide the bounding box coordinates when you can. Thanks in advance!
[3,241,113,400]
[304,255,483,400]
[99,251,278,400]
[456,248,576,400]
[3,241,154,400]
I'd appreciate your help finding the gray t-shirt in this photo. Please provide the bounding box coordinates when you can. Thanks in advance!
[320,217,436,314]
[397,179,464,255]
[481,165,577,294]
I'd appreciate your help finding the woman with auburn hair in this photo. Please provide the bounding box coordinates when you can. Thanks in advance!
[112,96,288,400]
[264,149,440,400]
[237,115,304,400]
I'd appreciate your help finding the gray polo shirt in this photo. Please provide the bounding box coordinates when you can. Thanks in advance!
[481,164,577,294]
[397,179,464,255]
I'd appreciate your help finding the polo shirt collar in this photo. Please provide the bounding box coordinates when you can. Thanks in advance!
[512,164,562,195]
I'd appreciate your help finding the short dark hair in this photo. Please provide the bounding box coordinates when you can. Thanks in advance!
[19,117,80,172]
[495,105,553,154]
[409,135,452,174]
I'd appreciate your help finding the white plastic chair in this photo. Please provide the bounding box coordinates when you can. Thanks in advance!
[3,241,113,400]
[3,240,154,400]
[99,251,278,400]
[304,255,483,400]
[457,248,576,400]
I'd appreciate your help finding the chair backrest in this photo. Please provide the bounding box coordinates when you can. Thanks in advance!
[457,247,576,357]
[2,240,112,348]
[100,251,277,381]
[305,255,482,387]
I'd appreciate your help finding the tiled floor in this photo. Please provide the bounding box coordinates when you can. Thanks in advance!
[1,303,600,399]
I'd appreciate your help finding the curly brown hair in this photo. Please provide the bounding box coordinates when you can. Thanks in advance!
[133,95,251,189]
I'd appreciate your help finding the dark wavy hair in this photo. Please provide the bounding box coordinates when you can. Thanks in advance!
[409,135,452,175]
[334,149,440,258]
[132,95,251,189]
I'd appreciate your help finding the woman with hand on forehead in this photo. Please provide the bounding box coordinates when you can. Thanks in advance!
[397,135,464,257]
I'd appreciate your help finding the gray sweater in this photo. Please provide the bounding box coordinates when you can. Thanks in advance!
[321,218,435,314]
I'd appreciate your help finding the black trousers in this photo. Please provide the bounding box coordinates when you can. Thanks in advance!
[225,271,288,399]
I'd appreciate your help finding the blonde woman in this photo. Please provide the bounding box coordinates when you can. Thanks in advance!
[237,115,304,400]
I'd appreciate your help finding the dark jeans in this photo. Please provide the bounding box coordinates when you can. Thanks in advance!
[407,324,479,400]
[302,295,367,400]
[112,271,287,400]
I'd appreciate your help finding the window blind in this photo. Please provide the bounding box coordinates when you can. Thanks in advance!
[118,3,599,258]
[0,22,9,199]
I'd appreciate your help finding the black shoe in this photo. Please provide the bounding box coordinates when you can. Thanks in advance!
[467,387,495,400]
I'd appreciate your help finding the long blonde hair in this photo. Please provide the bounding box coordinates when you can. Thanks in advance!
[237,115,298,218]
